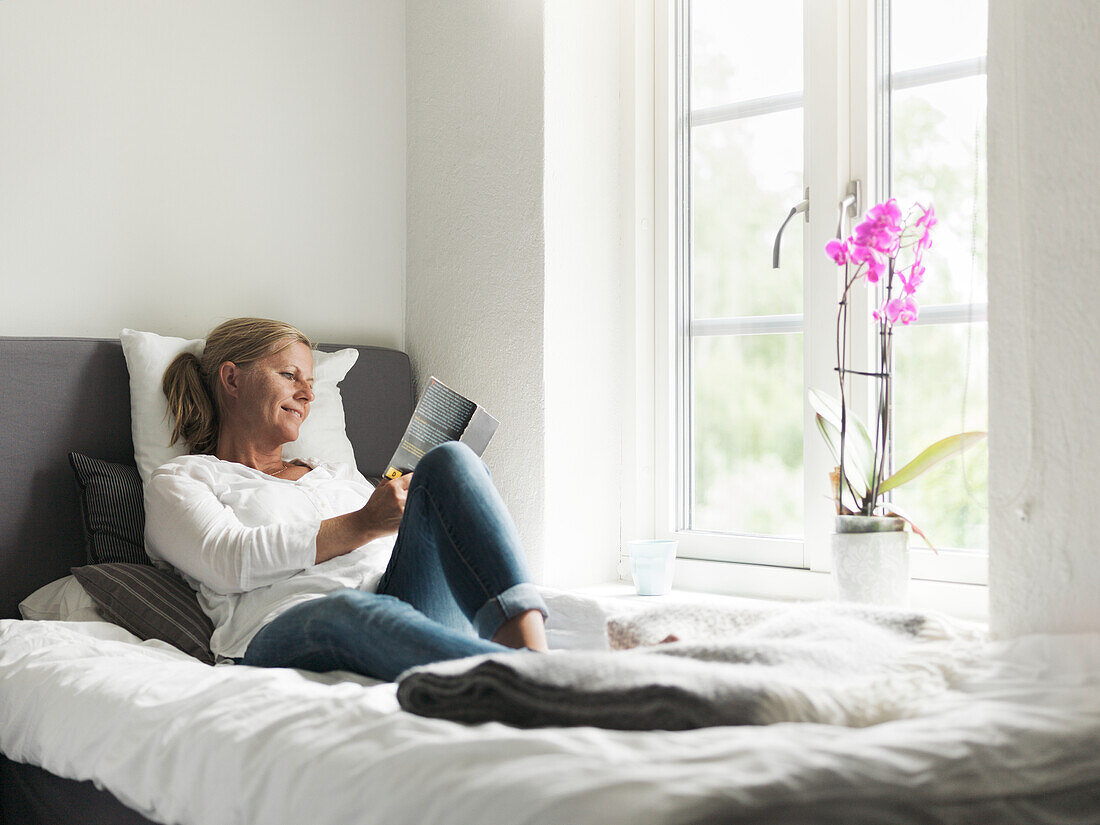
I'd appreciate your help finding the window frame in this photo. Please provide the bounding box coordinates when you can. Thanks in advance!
[647,0,989,601]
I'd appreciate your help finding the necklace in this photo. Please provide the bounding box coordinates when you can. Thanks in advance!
[270,461,291,477]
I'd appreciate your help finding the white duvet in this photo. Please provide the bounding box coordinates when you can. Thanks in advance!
[2,593,1099,825]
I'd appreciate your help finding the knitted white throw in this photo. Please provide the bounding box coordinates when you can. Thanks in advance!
[396,601,983,730]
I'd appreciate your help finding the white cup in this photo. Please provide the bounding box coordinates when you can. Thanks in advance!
[627,539,678,595]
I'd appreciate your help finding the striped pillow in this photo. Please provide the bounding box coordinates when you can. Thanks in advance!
[68,452,150,565]
[72,563,215,665]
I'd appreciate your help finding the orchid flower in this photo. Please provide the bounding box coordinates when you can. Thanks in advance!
[913,204,936,253]
[848,243,887,284]
[865,253,887,284]
[901,261,924,295]
[825,238,850,265]
[884,294,919,325]
[914,203,936,230]
[853,199,903,255]
[812,198,986,532]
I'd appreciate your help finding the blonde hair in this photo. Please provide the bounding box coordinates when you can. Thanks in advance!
[162,318,312,454]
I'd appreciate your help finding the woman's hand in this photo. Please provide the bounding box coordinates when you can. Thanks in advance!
[314,474,412,564]
[357,474,412,539]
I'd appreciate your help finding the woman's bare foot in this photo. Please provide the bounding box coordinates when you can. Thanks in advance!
[492,609,548,652]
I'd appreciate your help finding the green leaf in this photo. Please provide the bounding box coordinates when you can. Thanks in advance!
[808,388,877,492]
[878,431,988,495]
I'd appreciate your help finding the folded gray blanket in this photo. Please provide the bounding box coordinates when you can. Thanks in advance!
[396,601,979,730]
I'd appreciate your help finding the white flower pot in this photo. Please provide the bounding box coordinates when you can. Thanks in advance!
[830,516,910,606]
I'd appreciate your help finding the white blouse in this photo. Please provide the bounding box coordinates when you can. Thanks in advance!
[143,454,396,660]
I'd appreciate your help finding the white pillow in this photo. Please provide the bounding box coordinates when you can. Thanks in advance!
[120,328,359,482]
[19,575,104,622]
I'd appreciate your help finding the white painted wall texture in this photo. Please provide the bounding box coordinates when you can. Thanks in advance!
[987,0,1100,636]
[405,1,548,577]
[543,1,627,587]
[0,0,405,347]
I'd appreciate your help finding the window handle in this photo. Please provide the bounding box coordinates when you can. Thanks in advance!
[837,180,862,239]
[772,188,809,269]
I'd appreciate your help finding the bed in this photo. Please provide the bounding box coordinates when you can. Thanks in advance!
[2,336,1099,825]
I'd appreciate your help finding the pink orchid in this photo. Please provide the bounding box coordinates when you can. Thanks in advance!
[817,200,961,519]
[849,243,886,283]
[848,243,873,265]
[822,198,933,320]
[853,198,903,255]
[866,255,886,284]
[914,204,936,253]
[868,198,904,227]
[825,237,851,265]
[884,294,919,325]
[901,261,925,295]
[914,203,936,230]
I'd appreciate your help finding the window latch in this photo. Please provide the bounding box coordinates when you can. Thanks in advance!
[772,188,809,269]
[837,180,862,239]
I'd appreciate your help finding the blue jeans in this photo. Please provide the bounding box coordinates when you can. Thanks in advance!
[241,442,547,682]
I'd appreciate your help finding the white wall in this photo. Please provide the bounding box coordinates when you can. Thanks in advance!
[987,0,1100,636]
[0,0,405,346]
[405,1,548,577]
[543,1,629,586]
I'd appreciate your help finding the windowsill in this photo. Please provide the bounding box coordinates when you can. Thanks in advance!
[588,557,989,624]
[572,581,776,604]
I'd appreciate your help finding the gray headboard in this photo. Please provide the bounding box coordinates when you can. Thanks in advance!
[0,337,414,620]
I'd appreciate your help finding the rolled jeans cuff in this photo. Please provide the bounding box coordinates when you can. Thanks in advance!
[472,583,549,639]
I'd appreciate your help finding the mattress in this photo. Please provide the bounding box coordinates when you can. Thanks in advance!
[1,590,1098,825]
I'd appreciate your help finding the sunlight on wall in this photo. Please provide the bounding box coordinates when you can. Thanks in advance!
[988,0,1100,636]
[405,0,548,576]
[543,0,627,587]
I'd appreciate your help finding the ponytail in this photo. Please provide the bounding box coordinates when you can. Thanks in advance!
[163,351,219,454]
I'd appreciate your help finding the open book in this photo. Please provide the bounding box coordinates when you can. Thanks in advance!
[383,377,500,479]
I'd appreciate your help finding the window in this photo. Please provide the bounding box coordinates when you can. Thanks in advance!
[655,1,988,587]
[886,0,988,567]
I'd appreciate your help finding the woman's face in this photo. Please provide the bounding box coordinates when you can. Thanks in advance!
[231,342,315,446]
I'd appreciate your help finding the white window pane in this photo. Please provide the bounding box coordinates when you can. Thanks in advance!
[886,0,988,554]
[891,0,986,73]
[690,0,802,110]
[692,111,803,319]
[692,333,804,536]
[890,322,988,550]
[891,75,987,306]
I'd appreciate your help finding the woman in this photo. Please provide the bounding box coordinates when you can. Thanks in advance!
[144,317,548,681]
